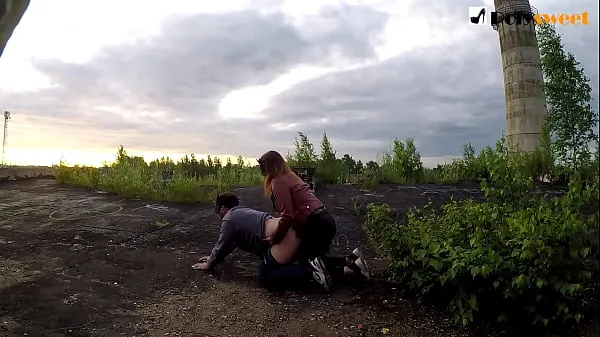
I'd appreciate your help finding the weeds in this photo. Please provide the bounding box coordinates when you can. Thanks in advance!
[54,146,262,203]
[363,141,599,334]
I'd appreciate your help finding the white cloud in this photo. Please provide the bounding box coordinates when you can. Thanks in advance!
[0,0,597,166]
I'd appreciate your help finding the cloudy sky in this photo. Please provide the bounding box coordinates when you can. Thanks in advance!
[0,0,597,166]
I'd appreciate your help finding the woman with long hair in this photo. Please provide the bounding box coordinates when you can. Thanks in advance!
[258,150,370,291]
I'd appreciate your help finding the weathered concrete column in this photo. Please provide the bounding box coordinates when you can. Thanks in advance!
[494,0,547,153]
[0,0,30,58]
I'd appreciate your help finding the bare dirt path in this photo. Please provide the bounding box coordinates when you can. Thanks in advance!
[0,179,546,337]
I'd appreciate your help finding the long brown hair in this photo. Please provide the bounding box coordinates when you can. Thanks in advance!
[259,150,302,197]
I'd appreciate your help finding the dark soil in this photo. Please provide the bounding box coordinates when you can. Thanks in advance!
[0,179,597,337]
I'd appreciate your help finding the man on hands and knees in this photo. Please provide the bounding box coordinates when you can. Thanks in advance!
[192,192,370,291]
[192,192,289,274]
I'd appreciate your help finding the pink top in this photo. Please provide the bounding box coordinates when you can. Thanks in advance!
[270,173,323,244]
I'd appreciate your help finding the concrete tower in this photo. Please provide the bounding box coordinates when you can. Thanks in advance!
[493,0,547,153]
[0,0,30,58]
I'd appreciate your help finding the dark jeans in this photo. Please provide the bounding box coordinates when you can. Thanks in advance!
[259,210,343,290]
[258,249,309,289]
[258,249,347,290]
[296,209,337,259]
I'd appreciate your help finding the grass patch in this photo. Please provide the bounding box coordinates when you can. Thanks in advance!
[54,146,262,203]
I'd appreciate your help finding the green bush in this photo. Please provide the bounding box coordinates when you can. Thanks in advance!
[379,138,424,184]
[364,156,599,330]
[282,132,559,188]
[55,165,101,189]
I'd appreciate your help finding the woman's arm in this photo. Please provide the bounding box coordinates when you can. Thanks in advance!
[270,180,295,244]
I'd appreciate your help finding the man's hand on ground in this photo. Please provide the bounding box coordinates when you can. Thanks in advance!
[192,262,209,270]
[192,256,210,270]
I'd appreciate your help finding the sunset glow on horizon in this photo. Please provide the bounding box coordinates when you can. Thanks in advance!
[4,147,259,168]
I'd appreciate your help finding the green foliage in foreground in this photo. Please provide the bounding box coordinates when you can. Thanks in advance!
[364,145,599,330]
[54,146,262,203]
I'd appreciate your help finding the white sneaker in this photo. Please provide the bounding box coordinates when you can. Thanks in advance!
[350,248,371,281]
[309,256,332,292]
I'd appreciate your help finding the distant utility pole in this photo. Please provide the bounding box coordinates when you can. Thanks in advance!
[2,110,10,167]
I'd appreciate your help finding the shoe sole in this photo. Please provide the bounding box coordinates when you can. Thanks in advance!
[351,248,371,281]
[309,257,332,291]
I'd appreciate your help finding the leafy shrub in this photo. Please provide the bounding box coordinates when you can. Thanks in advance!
[55,164,101,189]
[379,138,424,184]
[364,157,599,331]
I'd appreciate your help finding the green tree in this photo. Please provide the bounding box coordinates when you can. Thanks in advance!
[537,23,599,170]
[380,138,424,183]
[463,143,475,161]
[365,160,379,171]
[360,160,380,189]
[341,154,357,174]
[318,132,340,183]
[403,138,424,182]
[207,155,214,170]
[355,160,364,172]
[291,132,318,167]
[320,132,336,163]
[116,145,127,165]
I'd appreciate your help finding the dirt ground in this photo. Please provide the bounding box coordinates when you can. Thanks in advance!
[0,179,596,337]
